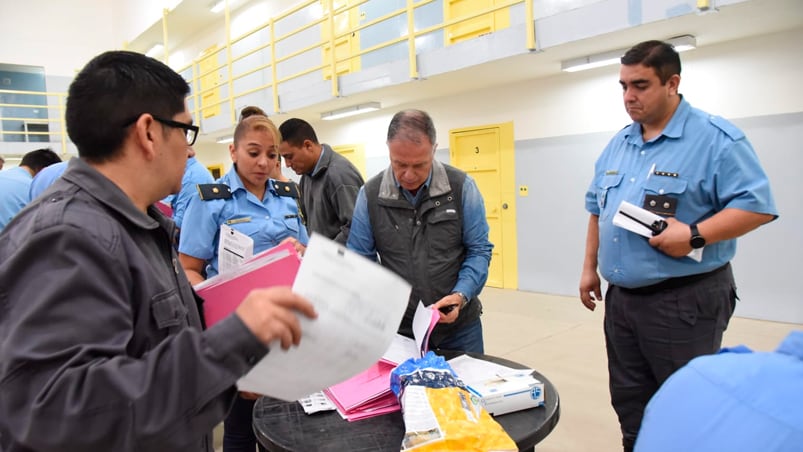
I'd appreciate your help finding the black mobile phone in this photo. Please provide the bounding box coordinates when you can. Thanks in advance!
[439,304,458,314]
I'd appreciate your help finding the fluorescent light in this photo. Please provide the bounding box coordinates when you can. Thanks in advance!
[561,35,697,73]
[216,135,234,144]
[145,44,164,58]
[561,49,624,73]
[321,102,381,121]
[210,0,225,13]
[668,34,697,52]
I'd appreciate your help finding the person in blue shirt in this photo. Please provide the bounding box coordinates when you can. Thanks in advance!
[0,147,61,230]
[579,40,778,452]
[635,331,803,452]
[347,109,493,354]
[162,150,214,230]
[29,160,68,200]
[178,113,307,452]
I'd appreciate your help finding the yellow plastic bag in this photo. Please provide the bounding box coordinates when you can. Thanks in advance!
[391,353,516,452]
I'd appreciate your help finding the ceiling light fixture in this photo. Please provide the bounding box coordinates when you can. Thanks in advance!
[216,135,234,144]
[321,102,381,121]
[561,35,697,73]
[210,0,226,13]
[145,44,165,58]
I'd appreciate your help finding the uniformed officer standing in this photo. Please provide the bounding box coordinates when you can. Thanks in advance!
[579,40,778,452]
[178,114,307,452]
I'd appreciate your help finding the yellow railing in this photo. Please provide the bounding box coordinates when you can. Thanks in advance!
[1,0,534,147]
[0,88,68,153]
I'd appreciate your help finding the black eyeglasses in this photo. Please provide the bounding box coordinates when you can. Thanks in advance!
[122,114,199,146]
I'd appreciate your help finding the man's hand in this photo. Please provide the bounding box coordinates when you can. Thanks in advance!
[235,287,317,349]
[433,293,464,324]
[579,268,602,311]
[648,217,692,258]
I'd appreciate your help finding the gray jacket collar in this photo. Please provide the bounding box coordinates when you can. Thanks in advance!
[378,159,452,201]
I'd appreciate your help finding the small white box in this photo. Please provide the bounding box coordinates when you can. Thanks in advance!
[465,375,545,416]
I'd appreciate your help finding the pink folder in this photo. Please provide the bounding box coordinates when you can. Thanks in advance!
[195,242,300,327]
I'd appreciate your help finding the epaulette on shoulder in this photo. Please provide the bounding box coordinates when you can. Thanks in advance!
[197,183,232,200]
[272,181,300,198]
[708,115,745,140]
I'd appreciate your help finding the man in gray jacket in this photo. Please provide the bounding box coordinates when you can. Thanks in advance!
[0,50,316,452]
[278,118,364,244]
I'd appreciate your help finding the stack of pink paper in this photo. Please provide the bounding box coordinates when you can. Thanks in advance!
[322,304,441,422]
[324,360,400,421]
[195,242,300,327]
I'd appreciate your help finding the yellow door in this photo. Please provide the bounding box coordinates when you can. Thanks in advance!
[449,123,517,289]
[332,144,366,179]
[444,0,511,46]
[198,45,221,119]
[321,0,361,80]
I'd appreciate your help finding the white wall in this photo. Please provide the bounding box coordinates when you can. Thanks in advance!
[0,0,120,76]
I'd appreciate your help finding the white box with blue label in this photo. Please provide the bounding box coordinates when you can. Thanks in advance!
[447,354,545,416]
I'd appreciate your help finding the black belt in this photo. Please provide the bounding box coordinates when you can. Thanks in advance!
[617,263,730,295]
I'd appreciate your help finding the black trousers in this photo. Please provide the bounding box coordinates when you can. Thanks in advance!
[604,264,736,452]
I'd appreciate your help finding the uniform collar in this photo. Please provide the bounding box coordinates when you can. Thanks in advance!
[61,158,163,230]
[222,166,248,193]
[625,95,689,144]
[309,143,330,177]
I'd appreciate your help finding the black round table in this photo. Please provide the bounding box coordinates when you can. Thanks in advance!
[253,351,560,452]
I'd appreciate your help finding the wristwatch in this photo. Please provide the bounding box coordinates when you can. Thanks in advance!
[689,223,706,249]
[452,292,468,307]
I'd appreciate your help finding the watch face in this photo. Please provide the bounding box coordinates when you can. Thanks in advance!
[691,236,706,249]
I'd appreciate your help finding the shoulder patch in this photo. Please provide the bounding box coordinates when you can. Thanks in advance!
[272,181,300,199]
[708,115,745,140]
[196,183,232,200]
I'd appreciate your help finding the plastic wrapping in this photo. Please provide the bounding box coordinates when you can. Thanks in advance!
[390,352,517,452]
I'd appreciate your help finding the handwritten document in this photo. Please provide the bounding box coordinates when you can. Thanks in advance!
[237,234,411,401]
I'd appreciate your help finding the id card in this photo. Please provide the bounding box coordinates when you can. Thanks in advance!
[218,224,254,275]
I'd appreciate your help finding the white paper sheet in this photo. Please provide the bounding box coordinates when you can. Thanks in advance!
[236,234,412,401]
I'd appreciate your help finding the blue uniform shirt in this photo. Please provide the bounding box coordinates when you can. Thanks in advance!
[178,167,308,278]
[0,167,33,230]
[29,161,68,200]
[162,157,214,228]
[348,169,492,301]
[635,331,803,452]
[585,97,777,288]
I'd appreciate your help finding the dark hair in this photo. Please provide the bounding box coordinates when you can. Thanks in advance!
[239,105,267,122]
[20,148,61,173]
[620,40,681,85]
[386,109,436,146]
[278,118,319,147]
[66,51,190,162]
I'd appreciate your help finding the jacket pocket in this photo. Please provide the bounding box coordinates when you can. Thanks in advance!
[151,289,189,329]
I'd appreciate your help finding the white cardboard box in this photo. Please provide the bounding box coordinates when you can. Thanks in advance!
[465,375,544,416]
[447,354,545,416]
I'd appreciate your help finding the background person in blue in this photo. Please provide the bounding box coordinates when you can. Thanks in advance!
[162,147,214,231]
[29,160,68,200]
[347,109,493,354]
[635,331,803,452]
[178,113,307,452]
[578,40,778,452]
[0,148,61,230]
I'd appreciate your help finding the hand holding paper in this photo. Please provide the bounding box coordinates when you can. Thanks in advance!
[613,201,703,262]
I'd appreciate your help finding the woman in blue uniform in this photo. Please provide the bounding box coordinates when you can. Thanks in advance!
[178,114,307,452]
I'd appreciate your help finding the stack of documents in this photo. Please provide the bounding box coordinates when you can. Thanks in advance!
[195,241,300,327]
[323,302,440,422]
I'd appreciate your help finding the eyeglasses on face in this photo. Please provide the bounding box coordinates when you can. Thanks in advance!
[122,114,199,146]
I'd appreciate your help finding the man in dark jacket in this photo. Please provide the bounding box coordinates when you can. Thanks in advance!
[278,118,364,244]
[0,50,316,452]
